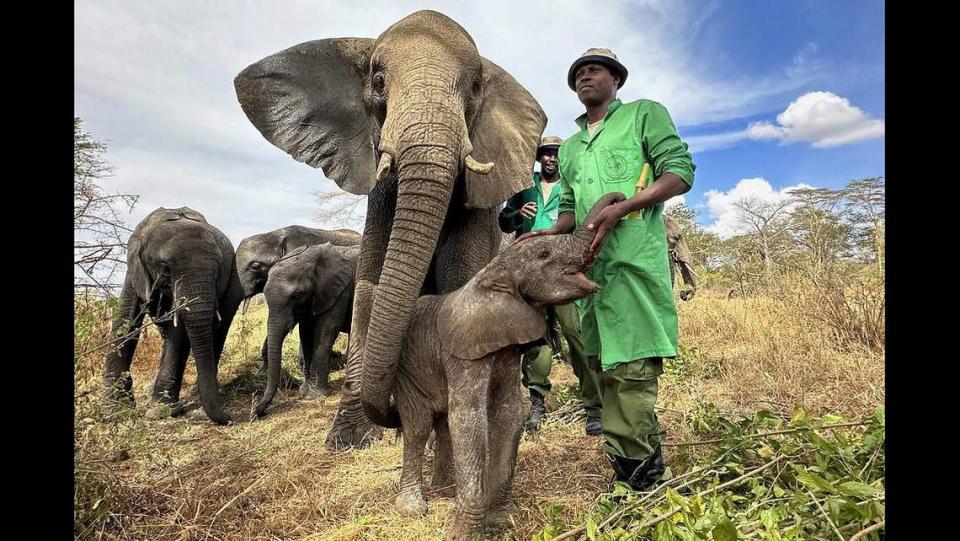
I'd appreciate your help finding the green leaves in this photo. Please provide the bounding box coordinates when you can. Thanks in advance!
[711,518,737,541]
[837,481,882,499]
[535,406,884,541]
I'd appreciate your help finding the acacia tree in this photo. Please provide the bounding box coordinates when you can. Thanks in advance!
[74,117,138,296]
[784,187,853,273]
[731,195,795,277]
[842,177,885,273]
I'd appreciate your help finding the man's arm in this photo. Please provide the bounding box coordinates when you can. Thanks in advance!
[512,177,576,243]
[498,192,525,234]
[585,103,696,254]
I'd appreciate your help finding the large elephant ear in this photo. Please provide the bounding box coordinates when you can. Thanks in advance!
[436,284,546,360]
[464,58,547,209]
[312,244,355,315]
[125,227,153,301]
[234,38,378,195]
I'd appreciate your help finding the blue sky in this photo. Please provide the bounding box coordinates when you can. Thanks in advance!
[671,0,884,224]
[74,0,884,244]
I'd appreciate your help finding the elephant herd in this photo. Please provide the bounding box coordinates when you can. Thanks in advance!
[99,10,698,540]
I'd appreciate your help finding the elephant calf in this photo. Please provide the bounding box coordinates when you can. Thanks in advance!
[103,207,244,425]
[386,195,620,540]
[253,243,359,418]
[235,225,361,366]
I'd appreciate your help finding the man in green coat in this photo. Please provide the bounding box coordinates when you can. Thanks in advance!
[517,48,696,491]
[500,136,603,436]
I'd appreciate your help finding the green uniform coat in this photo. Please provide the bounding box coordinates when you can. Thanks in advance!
[499,172,562,236]
[558,98,695,371]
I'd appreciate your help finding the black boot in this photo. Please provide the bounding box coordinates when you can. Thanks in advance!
[523,391,547,432]
[585,417,602,436]
[607,445,667,492]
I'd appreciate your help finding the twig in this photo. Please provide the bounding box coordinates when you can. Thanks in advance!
[639,454,787,530]
[848,521,884,541]
[806,488,845,541]
[662,421,869,447]
[549,446,741,541]
[208,467,274,528]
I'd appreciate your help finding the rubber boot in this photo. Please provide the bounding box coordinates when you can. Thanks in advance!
[523,391,547,432]
[607,444,668,492]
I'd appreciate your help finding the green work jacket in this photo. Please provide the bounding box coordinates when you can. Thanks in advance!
[558,98,696,370]
[499,172,562,236]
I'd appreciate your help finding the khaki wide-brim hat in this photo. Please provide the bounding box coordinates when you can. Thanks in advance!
[536,135,563,157]
[567,47,628,91]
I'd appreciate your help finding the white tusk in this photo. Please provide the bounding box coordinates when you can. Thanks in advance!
[173,310,178,328]
[216,309,222,322]
[465,154,494,175]
[376,153,392,181]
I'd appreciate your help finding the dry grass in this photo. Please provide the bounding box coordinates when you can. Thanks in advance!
[75,285,883,540]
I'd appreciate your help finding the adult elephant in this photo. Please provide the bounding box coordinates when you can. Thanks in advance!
[236,225,361,367]
[664,215,699,301]
[254,243,359,418]
[234,10,546,448]
[102,207,243,425]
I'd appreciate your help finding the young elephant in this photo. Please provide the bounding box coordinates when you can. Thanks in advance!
[103,207,243,425]
[390,195,620,540]
[235,225,361,366]
[253,243,359,418]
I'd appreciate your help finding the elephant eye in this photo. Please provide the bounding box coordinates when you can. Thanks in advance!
[249,261,261,270]
[538,248,550,260]
[372,71,386,93]
[471,73,483,96]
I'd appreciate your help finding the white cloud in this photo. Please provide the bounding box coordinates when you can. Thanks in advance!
[702,178,813,239]
[75,0,831,249]
[746,91,884,147]
[684,130,750,153]
[665,194,687,210]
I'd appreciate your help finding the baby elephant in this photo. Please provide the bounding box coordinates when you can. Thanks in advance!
[386,195,621,540]
[253,243,359,418]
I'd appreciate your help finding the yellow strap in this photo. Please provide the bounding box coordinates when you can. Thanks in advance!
[626,162,651,220]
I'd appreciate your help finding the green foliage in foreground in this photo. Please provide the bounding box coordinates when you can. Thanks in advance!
[534,405,885,541]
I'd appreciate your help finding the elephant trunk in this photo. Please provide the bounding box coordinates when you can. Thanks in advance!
[361,104,462,428]
[179,276,231,425]
[673,240,699,291]
[573,193,631,259]
[254,311,292,418]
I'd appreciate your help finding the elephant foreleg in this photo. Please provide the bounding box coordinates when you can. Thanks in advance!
[305,294,351,400]
[484,350,526,525]
[299,318,317,398]
[430,417,456,498]
[326,180,394,450]
[446,357,492,541]
[147,321,191,418]
[103,280,147,408]
[394,389,431,517]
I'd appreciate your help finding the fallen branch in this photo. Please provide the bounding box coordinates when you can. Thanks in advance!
[662,421,870,447]
[806,488,845,541]
[549,446,742,541]
[639,454,788,530]
[848,521,884,541]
